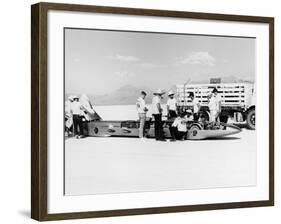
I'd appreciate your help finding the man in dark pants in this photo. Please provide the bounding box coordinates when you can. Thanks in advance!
[167,91,178,141]
[151,89,166,141]
[167,91,177,119]
[189,92,201,122]
[70,96,84,138]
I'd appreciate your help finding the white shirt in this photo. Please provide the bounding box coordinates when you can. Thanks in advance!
[151,96,161,114]
[136,97,147,113]
[172,117,187,132]
[208,94,221,112]
[193,98,200,113]
[167,98,177,111]
[71,101,82,115]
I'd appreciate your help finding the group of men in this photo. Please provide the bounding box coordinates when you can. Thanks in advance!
[136,87,222,141]
[65,94,96,138]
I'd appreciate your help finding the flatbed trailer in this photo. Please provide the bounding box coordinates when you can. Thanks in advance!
[176,83,256,129]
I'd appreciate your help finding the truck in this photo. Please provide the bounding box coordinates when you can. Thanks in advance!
[176,83,256,130]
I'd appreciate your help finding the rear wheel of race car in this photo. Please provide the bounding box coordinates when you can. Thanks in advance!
[188,124,201,140]
[246,108,255,130]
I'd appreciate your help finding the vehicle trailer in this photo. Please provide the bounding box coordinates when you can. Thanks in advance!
[176,83,256,129]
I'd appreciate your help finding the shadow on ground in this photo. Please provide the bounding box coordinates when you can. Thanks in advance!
[206,136,241,141]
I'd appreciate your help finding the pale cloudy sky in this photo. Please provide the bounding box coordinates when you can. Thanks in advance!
[65,28,255,95]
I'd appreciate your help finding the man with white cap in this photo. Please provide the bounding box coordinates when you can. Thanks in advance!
[70,96,84,138]
[189,92,200,121]
[152,89,166,141]
[208,87,222,125]
[166,90,178,141]
[167,90,177,119]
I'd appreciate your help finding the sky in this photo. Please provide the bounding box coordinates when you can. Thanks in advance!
[65,28,255,95]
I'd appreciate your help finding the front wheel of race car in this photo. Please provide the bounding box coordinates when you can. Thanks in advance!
[246,108,255,130]
[187,124,202,140]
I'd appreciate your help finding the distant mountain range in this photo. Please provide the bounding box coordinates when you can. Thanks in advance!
[66,76,254,105]
[89,85,154,106]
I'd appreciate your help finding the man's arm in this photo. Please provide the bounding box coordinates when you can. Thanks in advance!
[218,96,222,113]
[197,100,201,111]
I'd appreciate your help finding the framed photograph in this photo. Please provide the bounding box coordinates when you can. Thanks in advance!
[31,2,274,221]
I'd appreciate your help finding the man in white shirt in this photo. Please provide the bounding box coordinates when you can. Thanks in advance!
[166,91,178,141]
[208,88,221,124]
[167,91,177,119]
[152,89,166,141]
[70,96,84,138]
[189,92,200,121]
[136,91,148,138]
[65,96,74,136]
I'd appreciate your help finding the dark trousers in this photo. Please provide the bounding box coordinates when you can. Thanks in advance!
[168,110,177,119]
[73,115,83,136]
[177,131,187,140]
[153,114,164,140]
[169,126,177,140]
[193,113,199,122]
[168,111,177,140]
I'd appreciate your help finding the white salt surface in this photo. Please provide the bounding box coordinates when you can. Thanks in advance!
[65,129,257,195]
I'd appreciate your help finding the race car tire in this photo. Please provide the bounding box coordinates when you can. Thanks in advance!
[187,124,202,140]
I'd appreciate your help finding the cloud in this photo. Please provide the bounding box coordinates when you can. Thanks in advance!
[179,52,216,66]
[112,54,140,62]
[109,54,161,68]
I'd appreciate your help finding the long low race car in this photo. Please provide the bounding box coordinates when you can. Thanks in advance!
[86,117,241,140]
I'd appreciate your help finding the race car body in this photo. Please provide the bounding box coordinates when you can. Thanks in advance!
[87,119,241,140]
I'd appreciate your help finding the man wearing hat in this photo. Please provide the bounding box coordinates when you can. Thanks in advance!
[189,92,200,122]
[166,90,178,141]
[70,96,84,138]
[151,89,166,141]
[208,87,222,124]
[65,95,74,136]
[136,91,148,139]
[167,90,178,119]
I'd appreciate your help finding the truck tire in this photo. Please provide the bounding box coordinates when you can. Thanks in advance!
[246,108,255,130]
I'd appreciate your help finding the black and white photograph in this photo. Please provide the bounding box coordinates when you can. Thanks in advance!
[64,28,257,196]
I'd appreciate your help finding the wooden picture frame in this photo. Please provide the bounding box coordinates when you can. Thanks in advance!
[31,2,274,221]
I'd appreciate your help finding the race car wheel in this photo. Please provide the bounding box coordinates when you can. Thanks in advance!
[187,124,202,140]
[246,108,255,130]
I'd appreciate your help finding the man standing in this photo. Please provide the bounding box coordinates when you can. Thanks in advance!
[167,91,177,141]
[70,96,84,138]
[152,89,166,141]
[167,91,177,119]
[189,92,200,121]
[65,96,74,137]
[136,91,148,139]
[208,88,221,125]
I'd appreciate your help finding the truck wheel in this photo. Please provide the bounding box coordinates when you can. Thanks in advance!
[246,109,255,130]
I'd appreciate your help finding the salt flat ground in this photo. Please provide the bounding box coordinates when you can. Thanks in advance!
[65,129,256,195]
